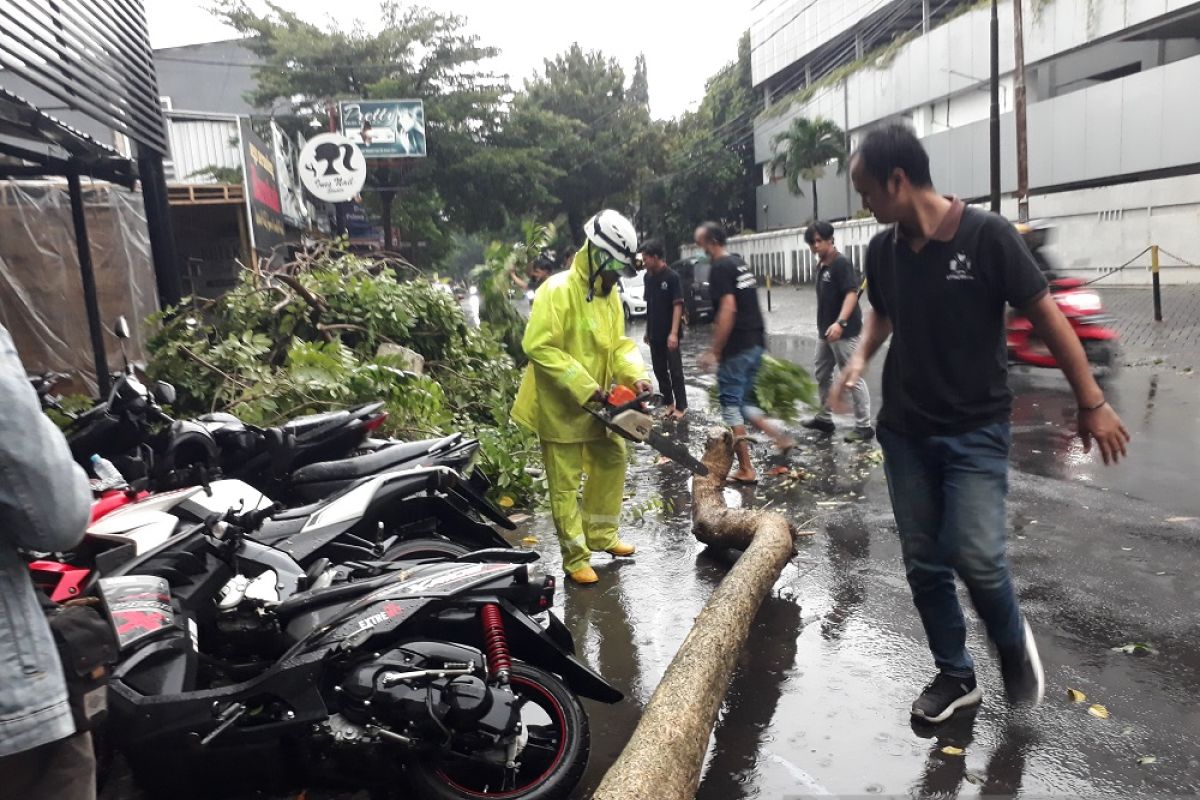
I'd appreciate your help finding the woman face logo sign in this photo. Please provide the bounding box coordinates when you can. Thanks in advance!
[298,133,366,203]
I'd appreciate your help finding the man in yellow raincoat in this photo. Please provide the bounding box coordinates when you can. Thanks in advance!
[512,210,651,585]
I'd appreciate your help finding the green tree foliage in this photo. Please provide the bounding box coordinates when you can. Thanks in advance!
[644,32,757,255]
[212,1,557,262]
[769,116,847,222]
[471,221,554,363]
[145,245,543,506]
[507,44,658,238]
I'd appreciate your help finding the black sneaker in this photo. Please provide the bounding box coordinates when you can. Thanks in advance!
[911,673,983,723]
[844,426,875,443]
[801,417,835,434]
[1000,618,1045,708]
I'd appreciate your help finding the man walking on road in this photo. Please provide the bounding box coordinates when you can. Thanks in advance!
[802,221,873,442]
[696,222,794,485]
[638,239,688,419]
[833,123,1130,723]
[0,326,94,798]
[512,209,651,586]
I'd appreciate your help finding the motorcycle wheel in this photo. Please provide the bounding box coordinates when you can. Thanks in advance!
[408,662,590,800]
[381,536,470,561]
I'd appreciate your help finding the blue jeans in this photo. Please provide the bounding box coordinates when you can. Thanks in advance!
[717,345,766,427]
[878,422,1024,678]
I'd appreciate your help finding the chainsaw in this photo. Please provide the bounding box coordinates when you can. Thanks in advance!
[586,385,709,476]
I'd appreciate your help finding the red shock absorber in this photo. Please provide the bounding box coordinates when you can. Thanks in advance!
[479,603,512,684]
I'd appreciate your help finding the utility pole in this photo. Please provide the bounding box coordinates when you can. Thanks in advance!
[989,0,1001,214]
[1013,0,1031,222]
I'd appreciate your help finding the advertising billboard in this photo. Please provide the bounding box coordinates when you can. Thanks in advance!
[238,118,285,254]
[340,100,427,158]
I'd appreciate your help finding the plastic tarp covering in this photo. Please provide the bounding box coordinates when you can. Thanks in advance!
[0,179,157,395]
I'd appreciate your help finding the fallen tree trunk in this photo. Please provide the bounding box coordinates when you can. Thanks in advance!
[593,427,795,800]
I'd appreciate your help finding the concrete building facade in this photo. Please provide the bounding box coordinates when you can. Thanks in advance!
[744,0,1200,284]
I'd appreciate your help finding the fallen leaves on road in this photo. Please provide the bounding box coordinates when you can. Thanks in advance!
[1067,688,1087,703]
[1137,755,1157,765]
[866,449,885,464]
[1112,642,1159,656]
[498,495,515,509]
[795,530,817,537]
[1166,516,1197,523]
[940,746,965,756]
[1088,704,1111,719]
[521,535,538,545]
[964,770,985,785]
[507,513,531,525]
[655,455,672,466]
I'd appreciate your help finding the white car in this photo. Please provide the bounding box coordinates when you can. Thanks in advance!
[618,270,647,321]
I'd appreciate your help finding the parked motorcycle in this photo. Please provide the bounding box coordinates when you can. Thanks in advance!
[30,464,515,602]
[1007,277,1120,375]
[96,504,618,799]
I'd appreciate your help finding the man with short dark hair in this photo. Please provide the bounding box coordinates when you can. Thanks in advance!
[696,221,793,484]
[802,220,873,441]
[638,239,688,419]
[833,122,1130,723]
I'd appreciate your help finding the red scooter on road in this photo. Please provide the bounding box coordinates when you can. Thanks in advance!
[1007,222,1120,375]
[1007,277,1120,374]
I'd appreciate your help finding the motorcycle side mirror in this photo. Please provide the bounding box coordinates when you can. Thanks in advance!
[114,316,131,340]
[151,381,177,406]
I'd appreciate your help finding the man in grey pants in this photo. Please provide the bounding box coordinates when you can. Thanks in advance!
[802,221,874,442]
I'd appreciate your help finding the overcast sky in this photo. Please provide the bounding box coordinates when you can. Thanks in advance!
[144,0,752,119]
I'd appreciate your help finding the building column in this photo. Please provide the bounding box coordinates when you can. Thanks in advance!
[922,0,931,33]
[137,148,182,308]
[855,29,864,60]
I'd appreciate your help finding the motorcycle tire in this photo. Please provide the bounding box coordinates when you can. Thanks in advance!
[407,662,590,800]
[381,536,470,562]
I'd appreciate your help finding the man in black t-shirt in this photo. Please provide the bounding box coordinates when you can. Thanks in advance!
[802,220,872,442]
[638,240,688,418]
[696,222,794,484]
[832,123,1130,725]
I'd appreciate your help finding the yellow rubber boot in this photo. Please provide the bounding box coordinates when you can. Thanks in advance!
[606,541,636,557]
[567,566,599,585]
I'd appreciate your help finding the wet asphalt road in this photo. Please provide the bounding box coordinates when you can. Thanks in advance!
[527,320,1200,799]
[103,306,1200,799]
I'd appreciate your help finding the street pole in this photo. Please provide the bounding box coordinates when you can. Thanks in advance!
[989,0,1001,214]
[1013,0,1031,222]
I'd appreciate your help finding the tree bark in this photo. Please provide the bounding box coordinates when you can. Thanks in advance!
[381,189,396,251]
[593,427,795,800]
[811,178,819,222]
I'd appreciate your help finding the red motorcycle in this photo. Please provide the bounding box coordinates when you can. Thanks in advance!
[1007,277,1120,375]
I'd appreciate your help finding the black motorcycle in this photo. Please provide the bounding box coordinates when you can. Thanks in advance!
[98,506,619,799]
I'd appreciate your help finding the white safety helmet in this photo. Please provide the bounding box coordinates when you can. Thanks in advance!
[583,209,638,266]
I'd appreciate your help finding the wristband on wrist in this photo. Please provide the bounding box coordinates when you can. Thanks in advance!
[1079,399,1107,412]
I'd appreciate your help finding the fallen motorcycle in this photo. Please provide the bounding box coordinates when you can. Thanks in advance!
[96,505,620,799]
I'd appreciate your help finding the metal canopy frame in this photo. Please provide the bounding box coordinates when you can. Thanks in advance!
[0,89,143,396]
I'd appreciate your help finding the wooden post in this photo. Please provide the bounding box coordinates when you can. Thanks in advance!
[593,428,795,800]
[1014,0,1031,222]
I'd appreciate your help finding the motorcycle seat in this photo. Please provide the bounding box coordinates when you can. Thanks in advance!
[283,410,351,437]
[289,439,443,485]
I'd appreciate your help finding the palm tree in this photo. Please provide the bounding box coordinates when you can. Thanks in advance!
[769,116,847,222]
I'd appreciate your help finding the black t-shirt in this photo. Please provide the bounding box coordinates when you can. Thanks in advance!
[866,206,1048,437]
[710,254,766,356]
[816,254,863,340]
[644,267,684,344]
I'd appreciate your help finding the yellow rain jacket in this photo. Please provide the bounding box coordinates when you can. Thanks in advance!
[511,248,647,442]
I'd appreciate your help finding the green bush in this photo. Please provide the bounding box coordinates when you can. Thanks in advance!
[146,245,542,507]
